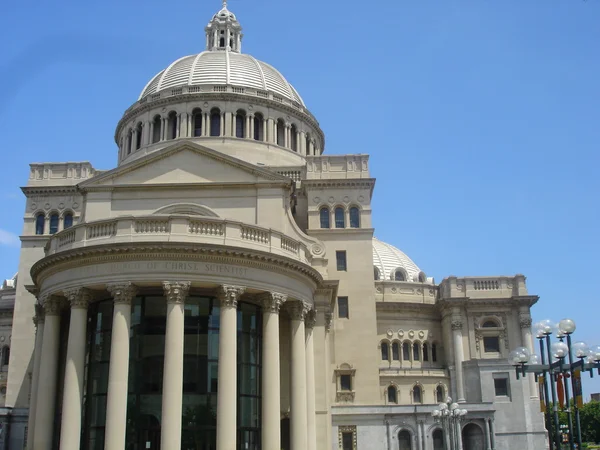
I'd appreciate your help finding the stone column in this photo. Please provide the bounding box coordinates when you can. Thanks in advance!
[147,121,154,145]
[308,140,314,156]
[305,310,317,450]
[220,112,225,137]
[161,281,191,450]
[203,113,209,137]
[485,418,492,450]
[452,314,466,402]
[104,283,138,450]
[217,285,245,450]
[266,118,273,143]
[161,118,167,141]
[284,123,290,148]
[299,131,306,155]
[519,312,538,398]
[248,115,255,139]
[457,421,464,450]
[260,292,287,450]
[245,115,251,138]
[290,302,309,450]
[32,296,62,450]
[263,118,268,142]
[26,305,45,450]
[59,288,92,450]
[416,420,423,450]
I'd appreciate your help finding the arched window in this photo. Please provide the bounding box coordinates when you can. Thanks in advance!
[192,109,203,137]
[398,430,412,450]
[1,347,9,367]
[413,343,420,361]
[402,342,410,361]
[290,124,298,152]
[276,119,285,146]
[418,272,426,283]
[334,207,345,228]
[210,108,221,137]
[482,320,499,328]
[219,37,225,47]
[254,113,264,141]
[436,385,444,403]
[387,386,397,404]
[167,111,178,140]
[49,213,59,235]
[381,342,389,361]
[305,133,311,155]
[392,342,400,361]
[394,270,406,282]
[127,129,133,155]
[413,385,422,404]
[236,109,246,138]
[374,267,380,281]
[35,214,45,235]
[319,208,330,229]
[152,115,162,143]
[349,207,360,228]
[433,429,444,450]
[63,213,73,229]
[136,123,143,150]
[432,343,438,362]
[423,343,429,361]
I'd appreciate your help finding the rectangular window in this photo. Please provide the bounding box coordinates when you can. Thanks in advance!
[484,336,500,353]
[337,297,349,319]
[342,432,354,450]
[494,374,510,398]
[336,251,347,271]
[340,374,352,391]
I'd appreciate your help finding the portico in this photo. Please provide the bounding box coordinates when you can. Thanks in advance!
[28,244,326,450]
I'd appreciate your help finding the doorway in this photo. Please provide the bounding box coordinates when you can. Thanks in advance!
[462,423,485,450]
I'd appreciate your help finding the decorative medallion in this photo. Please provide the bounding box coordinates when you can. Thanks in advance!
[203,102,209,108]
[429,289,435,296]
[58,203,65,210]
[358,195,365,202]
[313,197,320,204]
[72,202,79,209]
[376,287,382,293]
[391,287,397,293]
[398,330,404,338]
[311,244,324,256]
[0,337,4,342]
[419,330,425,339]
[44,203,50,210]
[30,203,37,211]
[408,330,415,338]
[386,329,393,338]
[328,197,335,203]
[343,196,350,203]
[248,104,253,110]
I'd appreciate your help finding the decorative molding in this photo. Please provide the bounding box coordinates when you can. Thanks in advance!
[305,309,317,329]
[451,320,463,331]
[63,287,93,309]
[218,285,245,308]
[107,282,138,305]
[42,296,62,316]
[324,311,333,333]
[336,392,356,404]
[258,292,287,313]
[163,281,191,304]
[33,304,45,327]
[519,314,533,329]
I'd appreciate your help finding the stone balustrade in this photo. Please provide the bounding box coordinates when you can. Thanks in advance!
[439,275,529,299]
[47,215,310,263]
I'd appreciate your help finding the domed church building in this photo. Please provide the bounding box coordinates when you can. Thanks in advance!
[3,3,545,450]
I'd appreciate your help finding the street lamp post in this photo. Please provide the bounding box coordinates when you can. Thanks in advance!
[509,318,600,450]
[432,397,467,450]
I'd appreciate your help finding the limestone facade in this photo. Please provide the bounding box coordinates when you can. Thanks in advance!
[0,3,546,450]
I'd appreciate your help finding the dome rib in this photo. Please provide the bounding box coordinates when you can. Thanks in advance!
[156,55,190,94]
[188,52,207,86]
[246,54,268,91]
[372,237,422,282]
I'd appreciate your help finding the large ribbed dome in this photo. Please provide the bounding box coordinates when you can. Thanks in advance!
[373,238,425,282]
[139,51,305,106]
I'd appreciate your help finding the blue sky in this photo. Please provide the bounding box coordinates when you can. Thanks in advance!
[1,0,599,394]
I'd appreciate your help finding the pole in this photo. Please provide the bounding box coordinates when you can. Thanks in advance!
[560,366,575,450]
[539,338,553,450]
[566,334,583,450]
[546,335,563,450]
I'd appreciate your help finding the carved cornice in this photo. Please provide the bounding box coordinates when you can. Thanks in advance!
[288,301,310,321]
[21,186,79,197]
[107,282,138,305]
[302,179,376,191]
[163,281,191,304]
[63,287,93,309]
[218,285,245,308]
[31,242,323,287]
[305,309,317,329]
[258,292,287,314]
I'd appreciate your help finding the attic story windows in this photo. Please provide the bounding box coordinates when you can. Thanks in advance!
[35,214,45,235]
[320,208,330,229]
[49,214,59,235]
[334,207,345,228]
[63,213,73,229]
[349,207,360,228]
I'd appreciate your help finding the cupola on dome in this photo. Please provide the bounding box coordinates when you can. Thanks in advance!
[372,238,429,283]
[138,1,305,107]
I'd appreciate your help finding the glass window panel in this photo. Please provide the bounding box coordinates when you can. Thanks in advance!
[342,432,353,450]
[484,336,500,353]
[49,214,59,234]
[336,251,347,271]
[349,207,360,228]
[423,344,429,361]
[403,343,410,361]
[35,214,45,235]
[381,343,389,361]
[63,214,73,229]
[340,374,352,391]
[494,378,509,396]
[392,343,400,361]
[89,395,107,426]
[334,207,345,228]
[413,343,420,361]
[337,297,349,319]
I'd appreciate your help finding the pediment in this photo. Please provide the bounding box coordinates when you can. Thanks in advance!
[80,142,289,188]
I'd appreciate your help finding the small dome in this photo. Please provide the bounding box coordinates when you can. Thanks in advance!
[139,51,305,106]
[373,238,426,282]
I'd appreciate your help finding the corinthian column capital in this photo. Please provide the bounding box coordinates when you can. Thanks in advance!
[289,301,310,321]
[259,292,287,314]
[305,309,317,329]
[41,294,63,316]
[63,287,93,309]
[163,281,191,304]
[218,285,246,308]
[107,282,138,305]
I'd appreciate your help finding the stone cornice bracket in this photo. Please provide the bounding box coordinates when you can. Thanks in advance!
[519,313,533,329]
[107,282,138,305]
[40,293,63,316]
[218,285,246,308]
[305,309,317,329]
[63,287,93,309]
[258,292,287,314]
[289,301,310,321]
[163,281,191,304]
